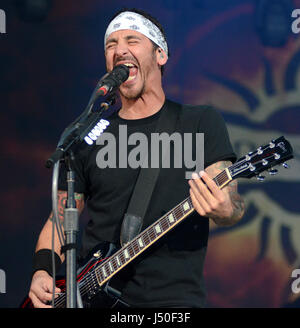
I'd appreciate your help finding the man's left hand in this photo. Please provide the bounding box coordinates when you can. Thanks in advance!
[188,161,245,226]
[189,170,234,221]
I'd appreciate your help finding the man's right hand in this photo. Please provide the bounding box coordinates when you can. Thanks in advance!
[29,192,84,308]
[28,270,61,308]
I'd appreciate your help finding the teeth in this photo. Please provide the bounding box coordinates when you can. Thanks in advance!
[122,63,137,82]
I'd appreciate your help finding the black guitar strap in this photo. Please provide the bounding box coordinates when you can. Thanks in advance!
[120,100,182,246]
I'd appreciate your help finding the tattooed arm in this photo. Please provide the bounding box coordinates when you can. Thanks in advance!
[29,190,85,308]
[189,161,245,226]
[35,190,85,262]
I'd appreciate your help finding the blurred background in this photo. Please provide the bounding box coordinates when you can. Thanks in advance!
[0,0,299,308]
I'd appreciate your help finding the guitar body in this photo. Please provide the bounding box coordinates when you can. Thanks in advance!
[21,242,129,308]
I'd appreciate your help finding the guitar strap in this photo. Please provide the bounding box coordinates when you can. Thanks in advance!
[120,100,182,246]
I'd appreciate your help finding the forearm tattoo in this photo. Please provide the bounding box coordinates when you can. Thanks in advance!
[226,179,245,223]
[49,191,84,223]
[206,160,245,225]
[217,161,245,219]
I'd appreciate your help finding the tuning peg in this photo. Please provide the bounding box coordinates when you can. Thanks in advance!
[268,168,278,175]
[256,175,265,182]
[262,159,268,166]
[269,141,275,148]
[249,164,256,171]
[257,147,263,155]
[274,153,280,160]
[282,162,290,169]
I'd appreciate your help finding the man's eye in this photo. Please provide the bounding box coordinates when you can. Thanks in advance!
[106,44,116,49]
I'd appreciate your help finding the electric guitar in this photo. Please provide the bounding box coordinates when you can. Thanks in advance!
[21,136,293,308]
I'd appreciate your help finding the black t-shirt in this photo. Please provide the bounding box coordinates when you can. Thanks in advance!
[58,99,236,307]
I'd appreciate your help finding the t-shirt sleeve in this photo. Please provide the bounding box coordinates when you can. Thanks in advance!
[198,106,237,168]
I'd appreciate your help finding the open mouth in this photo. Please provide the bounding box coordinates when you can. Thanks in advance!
[123,62,138,82]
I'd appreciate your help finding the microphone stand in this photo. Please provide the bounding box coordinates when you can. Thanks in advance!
[47,93,116,308]
[63,150,79,308]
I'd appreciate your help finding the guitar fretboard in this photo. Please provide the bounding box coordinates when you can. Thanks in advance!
[92,168,232,286]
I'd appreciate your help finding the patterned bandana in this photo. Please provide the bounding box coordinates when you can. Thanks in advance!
[104,11,168,56]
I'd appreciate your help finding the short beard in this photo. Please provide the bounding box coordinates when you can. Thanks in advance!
[119,83,145,101]
[118,48,156,101]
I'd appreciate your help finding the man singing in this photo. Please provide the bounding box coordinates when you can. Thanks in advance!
[28,8,245,308]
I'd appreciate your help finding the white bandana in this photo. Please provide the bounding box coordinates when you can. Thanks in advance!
[104,11,168,56]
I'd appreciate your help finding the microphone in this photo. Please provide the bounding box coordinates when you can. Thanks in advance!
[95,64,130,97]
[45,65,129,169]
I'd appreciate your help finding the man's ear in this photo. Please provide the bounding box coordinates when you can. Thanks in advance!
[156,48,168,66]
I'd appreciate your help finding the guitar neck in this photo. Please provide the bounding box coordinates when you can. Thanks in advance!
[93,168,233,287]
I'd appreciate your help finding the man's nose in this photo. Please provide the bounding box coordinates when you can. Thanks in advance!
[114,42,129,57]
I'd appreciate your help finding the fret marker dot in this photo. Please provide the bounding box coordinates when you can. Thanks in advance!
[138,238,144,247]
[168,213,175,223]
[183,201,190,211]
[155,224,161,234]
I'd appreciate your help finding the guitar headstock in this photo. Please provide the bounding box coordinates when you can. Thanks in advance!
[229,136,293,181]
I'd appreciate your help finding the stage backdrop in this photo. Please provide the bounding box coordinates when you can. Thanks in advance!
[0,0,299,307]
